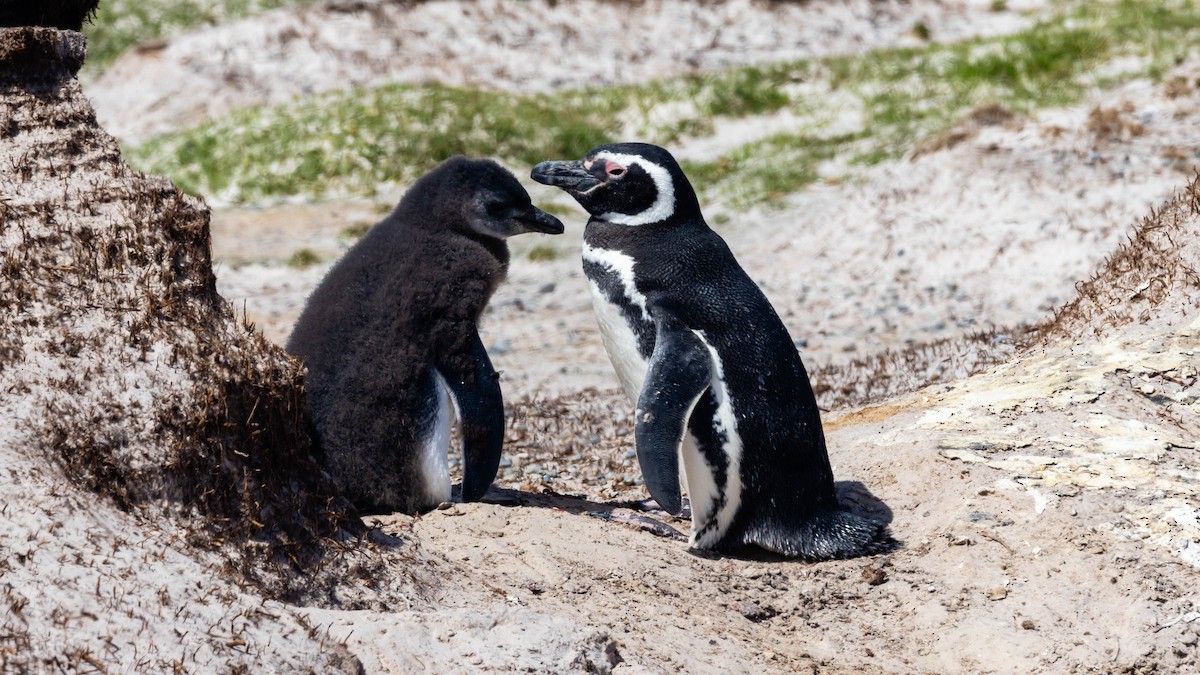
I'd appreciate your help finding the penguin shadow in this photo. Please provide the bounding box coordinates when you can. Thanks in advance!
[835,479,895,526]
[456,480,898,561]
[458,484,691,542]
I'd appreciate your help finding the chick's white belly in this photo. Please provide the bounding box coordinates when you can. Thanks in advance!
[587,280,649,403]
[418,370,454,505]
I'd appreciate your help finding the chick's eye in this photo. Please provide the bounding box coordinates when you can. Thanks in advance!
[485,202,508,217]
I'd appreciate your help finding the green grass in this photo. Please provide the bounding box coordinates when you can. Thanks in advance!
[536,201,586,219]
[286,248,321,269]
[82,0,313,72]
[527,244,560,262]
[127,0,1200,209]
[688,0,1200,206]
[338,222,372,241]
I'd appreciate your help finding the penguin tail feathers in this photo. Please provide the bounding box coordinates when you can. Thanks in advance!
[744,508,896,561]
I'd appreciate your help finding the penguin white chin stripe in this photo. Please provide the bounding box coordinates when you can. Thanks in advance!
[593,152,676,226]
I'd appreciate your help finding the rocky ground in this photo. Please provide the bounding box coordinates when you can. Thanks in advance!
[7,0,1199,672]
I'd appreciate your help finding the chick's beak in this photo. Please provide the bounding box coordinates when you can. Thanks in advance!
[516,205,564,234]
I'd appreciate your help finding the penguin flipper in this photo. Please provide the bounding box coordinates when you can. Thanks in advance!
[635,316,711,516]
[437,332,504,502]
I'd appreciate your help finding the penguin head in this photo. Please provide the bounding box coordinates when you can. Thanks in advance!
[401,156,564,239]
[531,142,701,226]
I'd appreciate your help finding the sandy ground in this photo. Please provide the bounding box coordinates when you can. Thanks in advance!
[7,1,1199,672]
[348,311,1199,674]
[204,62,1200,674]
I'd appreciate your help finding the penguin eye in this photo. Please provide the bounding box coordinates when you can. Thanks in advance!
[485,201,509,218]
[605,161,626,179]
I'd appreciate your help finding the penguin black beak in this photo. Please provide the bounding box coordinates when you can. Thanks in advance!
[516,205,565,235]
[531,160,602,194]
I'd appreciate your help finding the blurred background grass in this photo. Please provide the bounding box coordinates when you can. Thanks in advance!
[87,1,1200,209]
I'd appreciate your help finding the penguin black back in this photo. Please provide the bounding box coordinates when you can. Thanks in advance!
[288,156,562,514]
[533,143,890,560]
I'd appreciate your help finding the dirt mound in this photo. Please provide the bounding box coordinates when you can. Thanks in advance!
[813,171,1200,411]
[0,24,358,594]
[1035,178,1200,344]
[0,26,430,672]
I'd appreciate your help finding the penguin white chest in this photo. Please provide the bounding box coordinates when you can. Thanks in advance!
[581,242,651,402]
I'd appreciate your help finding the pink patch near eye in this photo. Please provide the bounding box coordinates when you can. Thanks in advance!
[605,161,627,177]
[583,159,594,170]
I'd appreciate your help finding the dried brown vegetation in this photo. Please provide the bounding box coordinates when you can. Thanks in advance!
[811,329,1023,410]
[811,172,1200,411]
[1033,173,1200,344]
[910,102,1017,159]
[1086,103,1146,145]
[0,26,397,605]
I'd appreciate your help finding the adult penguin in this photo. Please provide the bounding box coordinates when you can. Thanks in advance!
[288,157,563,514]
[532,143,888,559]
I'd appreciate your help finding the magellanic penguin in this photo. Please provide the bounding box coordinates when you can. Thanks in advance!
[287,157,563,514]
[531,143,888,559]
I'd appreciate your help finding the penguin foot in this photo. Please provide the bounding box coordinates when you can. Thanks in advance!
[593,510,688,541]
[626,497,691,519]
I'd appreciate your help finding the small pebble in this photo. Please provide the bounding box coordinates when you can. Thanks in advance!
[740,566,766,579]
[732,600,776,622]
[1021,619,1036,630]
[861,567,888,586]
[987,587,1007,601]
